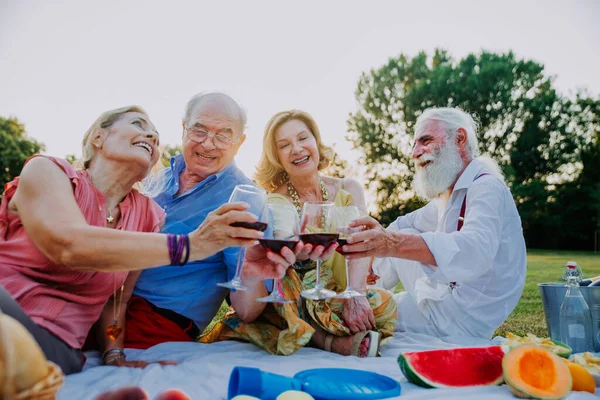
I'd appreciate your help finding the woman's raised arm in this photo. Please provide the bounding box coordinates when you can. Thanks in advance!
[10,157,262,272]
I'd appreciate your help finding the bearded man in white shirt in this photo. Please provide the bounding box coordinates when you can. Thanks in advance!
[342,107,526,339]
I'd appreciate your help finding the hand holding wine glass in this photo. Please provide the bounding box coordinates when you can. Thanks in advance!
[339,215,392,260]
[240,242,296,285]
[217,184,268,291]
[188,202,264,261]
[299,201,338,300]
[256,203,300,304]
[334,206,366,298]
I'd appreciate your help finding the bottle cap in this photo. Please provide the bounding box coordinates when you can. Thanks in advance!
[566,261,578,269]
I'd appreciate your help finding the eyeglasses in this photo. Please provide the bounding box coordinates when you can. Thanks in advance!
[185,126,239,150]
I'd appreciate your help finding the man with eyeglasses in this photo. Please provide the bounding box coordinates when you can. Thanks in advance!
[96,92,292,366]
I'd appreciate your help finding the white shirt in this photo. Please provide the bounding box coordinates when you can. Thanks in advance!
[373,158,527,338]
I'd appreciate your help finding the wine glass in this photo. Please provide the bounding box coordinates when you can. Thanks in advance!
[299,201,338,300]
[217,184,268,291]
[334,206,366,299]
[256,203,300,304]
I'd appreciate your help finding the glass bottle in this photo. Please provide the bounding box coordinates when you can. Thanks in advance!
[559,262,594,353]
[561,261,583,283]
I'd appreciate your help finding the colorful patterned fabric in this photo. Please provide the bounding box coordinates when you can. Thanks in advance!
[199,189,398,355]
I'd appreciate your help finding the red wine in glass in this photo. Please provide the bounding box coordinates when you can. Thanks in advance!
[336,238,349,255]
[299,233,339,248]
[218,184,268,291]
[230,221,268,231]
[335,226,362,255]
[258,239,299,253]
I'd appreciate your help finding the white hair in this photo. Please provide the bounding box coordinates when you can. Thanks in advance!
[414,107,505,184]
[183,91,248,132]
[476,155,504,181]
[415,107,480,158]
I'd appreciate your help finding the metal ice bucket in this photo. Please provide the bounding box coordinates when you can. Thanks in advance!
[539,283,600,352]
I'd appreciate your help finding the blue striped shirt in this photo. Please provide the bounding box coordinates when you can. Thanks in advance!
[133,154,253,332]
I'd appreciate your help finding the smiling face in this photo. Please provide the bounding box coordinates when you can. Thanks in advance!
[412,120,447,168]
[95,112,160,176]
[182,98,245,180]
[412,120,464,199]
[274,119,320,179]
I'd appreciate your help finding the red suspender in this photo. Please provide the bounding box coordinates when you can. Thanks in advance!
[457,173,490,231]
[450,173,491,289]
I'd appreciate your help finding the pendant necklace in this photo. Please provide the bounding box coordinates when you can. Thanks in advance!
[87,171,116,224]
[106,275,125,341]
[87,171,125,340]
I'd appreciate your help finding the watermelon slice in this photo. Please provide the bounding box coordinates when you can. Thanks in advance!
[398,346,507,388]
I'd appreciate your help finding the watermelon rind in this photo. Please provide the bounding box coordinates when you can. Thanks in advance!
[398,346,506,389]
[398,353,435,388]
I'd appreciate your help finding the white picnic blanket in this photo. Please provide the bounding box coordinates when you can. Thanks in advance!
[58,333,598,399]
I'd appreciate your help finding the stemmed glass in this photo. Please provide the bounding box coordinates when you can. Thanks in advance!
[256,203,300,304]
[334,206,366,299]
[299,201,339,300]
[217,184,268,291]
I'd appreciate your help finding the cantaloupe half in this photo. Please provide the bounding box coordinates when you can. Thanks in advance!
[503,345,572,399]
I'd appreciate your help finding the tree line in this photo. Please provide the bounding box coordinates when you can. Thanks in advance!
[346,49,600,251]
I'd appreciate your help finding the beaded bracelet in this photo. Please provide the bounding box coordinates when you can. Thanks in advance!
[102,348,125,365]
[167,234,190,266]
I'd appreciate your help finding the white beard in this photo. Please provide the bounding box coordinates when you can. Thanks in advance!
[413,139,464,200]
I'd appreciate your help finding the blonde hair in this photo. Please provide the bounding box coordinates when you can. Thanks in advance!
[254,110,334,191]
[79,105,149,169]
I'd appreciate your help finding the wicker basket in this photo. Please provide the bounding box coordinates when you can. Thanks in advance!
[14,362,64,400]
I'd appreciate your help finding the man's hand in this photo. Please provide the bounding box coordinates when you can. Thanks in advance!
[241,243,298,285]
[189,202,264,261]
[342,297,376,333]
[341,216,397,259]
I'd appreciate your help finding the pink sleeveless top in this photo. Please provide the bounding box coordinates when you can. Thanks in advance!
[0,156,165,349]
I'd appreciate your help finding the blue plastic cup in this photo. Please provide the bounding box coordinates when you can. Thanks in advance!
[228,366,303,400]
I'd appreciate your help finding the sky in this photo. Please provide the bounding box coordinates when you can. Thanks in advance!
[1,0,599,186]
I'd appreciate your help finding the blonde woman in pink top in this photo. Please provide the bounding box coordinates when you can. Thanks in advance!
[0,105,297,375]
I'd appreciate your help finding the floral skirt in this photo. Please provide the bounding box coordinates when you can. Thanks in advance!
[199,264,398,355]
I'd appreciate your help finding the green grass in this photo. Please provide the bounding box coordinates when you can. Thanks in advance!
[496,249,600,337]
[395,249,600,337]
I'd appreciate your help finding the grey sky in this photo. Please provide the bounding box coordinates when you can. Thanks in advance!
[1,0,599,181]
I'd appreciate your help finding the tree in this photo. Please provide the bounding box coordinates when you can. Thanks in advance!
[160,144,183,167]
[545,95,600,250]
[347,49,599,249]
[322,148,349,179]
[0,117,45,190]
[65,154,78,165]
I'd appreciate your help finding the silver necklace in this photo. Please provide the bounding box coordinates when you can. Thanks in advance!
[87,172,116,224]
